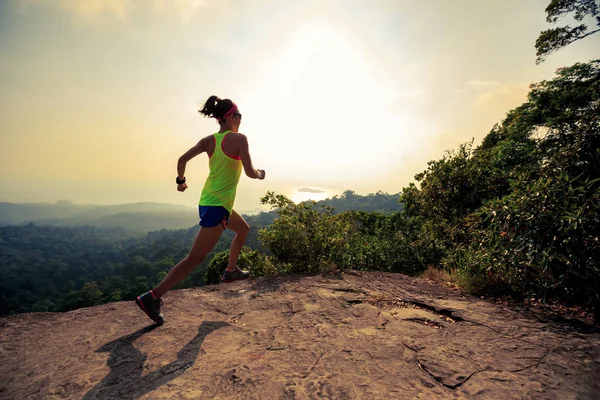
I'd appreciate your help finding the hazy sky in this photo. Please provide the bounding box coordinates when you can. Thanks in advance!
[1,0,599,212]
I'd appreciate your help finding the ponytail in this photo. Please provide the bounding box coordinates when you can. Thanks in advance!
[199,95,221,117]
[198,95,235,123]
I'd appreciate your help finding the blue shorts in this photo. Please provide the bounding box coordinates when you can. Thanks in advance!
[198,206,230,229]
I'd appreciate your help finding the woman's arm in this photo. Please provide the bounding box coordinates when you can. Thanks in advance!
[238,134,265,179]
[176,137,209,191]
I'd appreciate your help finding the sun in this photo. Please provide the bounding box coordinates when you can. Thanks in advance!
[240,17,407,184]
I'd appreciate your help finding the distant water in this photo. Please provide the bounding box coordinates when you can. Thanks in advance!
[289,187,331,204]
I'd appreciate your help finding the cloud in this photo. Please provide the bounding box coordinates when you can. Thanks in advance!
[450,80,529,114]
[151,0,207,24]
[471,83,529,109]
[467,80,502,89]
[18,0,207,23]
[18,0,135,22]
[297,187,324,193]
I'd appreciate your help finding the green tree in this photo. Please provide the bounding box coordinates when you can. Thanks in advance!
[447,171,599,304]
[258,192,352,274]
[536,0,600,63]
[443,60,600,318]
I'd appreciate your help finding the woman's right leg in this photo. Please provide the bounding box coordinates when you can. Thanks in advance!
[152,224,224,298]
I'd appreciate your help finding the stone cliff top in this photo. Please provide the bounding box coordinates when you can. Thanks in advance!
[1,271,599,399]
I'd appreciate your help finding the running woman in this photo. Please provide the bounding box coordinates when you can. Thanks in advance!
[136,95,266,325]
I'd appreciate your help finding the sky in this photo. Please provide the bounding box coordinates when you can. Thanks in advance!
[1,0,599,213]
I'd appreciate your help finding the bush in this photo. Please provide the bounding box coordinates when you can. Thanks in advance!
[258,192,351,274]
[335,211,428,275]
[204,247,278,285]
[445,170,600,307]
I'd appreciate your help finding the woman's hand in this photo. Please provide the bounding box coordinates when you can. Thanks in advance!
[257,169,266,180]
[177,183,188,192]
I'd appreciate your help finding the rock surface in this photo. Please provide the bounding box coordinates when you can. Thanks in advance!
[1,271,599,399]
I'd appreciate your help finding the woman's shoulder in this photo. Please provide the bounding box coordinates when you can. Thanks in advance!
[227,132,248,142]
[200,133,215,143]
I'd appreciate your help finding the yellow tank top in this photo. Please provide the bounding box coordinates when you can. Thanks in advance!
[199,131,243,212]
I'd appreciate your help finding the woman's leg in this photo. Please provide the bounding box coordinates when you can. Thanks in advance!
[152,224,224,298]
[225,209,250,271]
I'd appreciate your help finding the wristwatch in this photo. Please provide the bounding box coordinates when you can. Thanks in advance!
[176,176,186,185]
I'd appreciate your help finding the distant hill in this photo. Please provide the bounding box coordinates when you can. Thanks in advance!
[319,190,403,214]
[245,190,403,227]
[0,201,198,233]
[0,192,402,233]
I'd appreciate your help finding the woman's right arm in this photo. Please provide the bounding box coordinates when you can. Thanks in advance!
[176,137,209,190]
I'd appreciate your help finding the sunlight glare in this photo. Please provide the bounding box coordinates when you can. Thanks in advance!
[241,17,422,185]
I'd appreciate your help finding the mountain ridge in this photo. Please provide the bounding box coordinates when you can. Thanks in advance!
[0,191,403,233]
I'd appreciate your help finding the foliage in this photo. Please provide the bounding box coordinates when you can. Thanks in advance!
[316,190,403,214]
[0,188,402,315]
[257,195,425,276]
[243,190,403,228]
[0,225,205,315]
[399,136,532,267]
[258,192,351,274]
[335,211,427,275]
[395,60,600,318]
[203,247,277,285]
[445,61,599,312]
[449,171,599,303]
[535,0,600,63]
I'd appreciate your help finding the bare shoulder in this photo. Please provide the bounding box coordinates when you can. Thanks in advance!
[200,133,215,143]
[231,132,249,145]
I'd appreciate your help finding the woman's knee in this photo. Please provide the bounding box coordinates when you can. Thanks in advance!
[237,222,250,237]
[185,252,205,266]
[230,219,250,237]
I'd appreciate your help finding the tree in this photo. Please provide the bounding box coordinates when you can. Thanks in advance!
[442,60,600,318]
[258,192,350,274]
[535,0,600,64]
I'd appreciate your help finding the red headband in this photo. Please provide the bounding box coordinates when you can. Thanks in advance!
[216,103,237,123]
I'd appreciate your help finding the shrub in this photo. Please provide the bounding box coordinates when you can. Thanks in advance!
[445,170,599,307]
[258,192,351,274]
[204,247,277,285]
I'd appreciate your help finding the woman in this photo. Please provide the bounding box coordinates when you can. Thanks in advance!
[136,95,265,325]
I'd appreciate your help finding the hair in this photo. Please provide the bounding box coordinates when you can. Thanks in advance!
[198,95,235,123]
